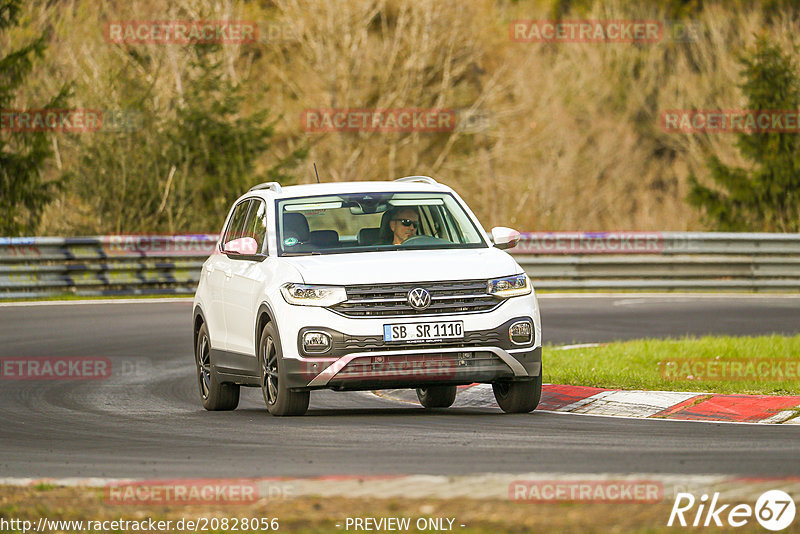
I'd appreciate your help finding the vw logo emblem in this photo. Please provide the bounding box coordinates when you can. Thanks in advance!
[407,288,431,310]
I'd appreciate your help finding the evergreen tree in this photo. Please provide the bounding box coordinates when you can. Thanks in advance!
[0,0,69,235]
[169,49,307,225]
[688,37,800,232]
[72,45,305,234]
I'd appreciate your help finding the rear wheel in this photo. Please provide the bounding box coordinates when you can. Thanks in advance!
[416,385,457,408]
[195,323,239,410]
[493,373,542,414]
[259,322,309,416]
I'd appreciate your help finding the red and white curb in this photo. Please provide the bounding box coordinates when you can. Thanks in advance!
[374,384,800,424]
[540,384,800,423]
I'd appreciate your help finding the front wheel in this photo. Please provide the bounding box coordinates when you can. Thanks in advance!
[195,323,239,411]
[259,322,309,416]
[416,385,457,408]
[493,373,542,414]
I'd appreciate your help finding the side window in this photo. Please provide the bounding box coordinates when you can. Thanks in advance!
[419,206,447,241]
[222,200,253,248]
[435,206,458,242]
[243,200,268,253]
[418,206,434,236]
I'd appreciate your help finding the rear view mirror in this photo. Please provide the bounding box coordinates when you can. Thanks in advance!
[491,227,520,250]
[222,237,259,255]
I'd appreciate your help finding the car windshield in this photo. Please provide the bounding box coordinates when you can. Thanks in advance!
[276,192,487,256]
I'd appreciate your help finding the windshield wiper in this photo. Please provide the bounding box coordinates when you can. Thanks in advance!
[280,251,322,256]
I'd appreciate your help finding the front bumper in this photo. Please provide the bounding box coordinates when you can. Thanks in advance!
[269,288,542,391]
[283,345,541,391]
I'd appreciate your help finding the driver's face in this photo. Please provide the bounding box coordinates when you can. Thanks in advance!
[390,209,419,244]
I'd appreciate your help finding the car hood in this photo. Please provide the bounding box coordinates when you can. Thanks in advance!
[283,247,521,285]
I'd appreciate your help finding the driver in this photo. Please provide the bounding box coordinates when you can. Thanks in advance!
[388,207,420,244]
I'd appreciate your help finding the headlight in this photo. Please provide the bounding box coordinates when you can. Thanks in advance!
[280,283,347,307]
[487,274,531,298]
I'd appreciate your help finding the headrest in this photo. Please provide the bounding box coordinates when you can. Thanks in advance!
[309,230,339,247]
[357,227,381,246]
[282,212,310,241]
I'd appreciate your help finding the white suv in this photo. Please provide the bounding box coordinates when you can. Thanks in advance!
[192,176,542,416]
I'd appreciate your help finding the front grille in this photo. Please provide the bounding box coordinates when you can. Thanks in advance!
[334,330,503,352]
[331,279,502,317]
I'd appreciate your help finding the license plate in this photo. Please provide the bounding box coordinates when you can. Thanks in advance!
[383,321,464,342]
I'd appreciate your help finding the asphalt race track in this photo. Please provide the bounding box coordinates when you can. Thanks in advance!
[0,295,798,479]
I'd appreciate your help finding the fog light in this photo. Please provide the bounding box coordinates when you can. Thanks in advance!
[509,321,533,345]
[302,331,331,353]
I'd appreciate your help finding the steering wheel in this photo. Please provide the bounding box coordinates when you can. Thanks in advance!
[401,235,429,245]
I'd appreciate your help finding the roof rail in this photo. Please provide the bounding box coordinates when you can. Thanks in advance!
[394,176,438,185]
[248,182,282,193]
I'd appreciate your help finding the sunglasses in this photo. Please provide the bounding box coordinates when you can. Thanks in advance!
[393,218,419,229]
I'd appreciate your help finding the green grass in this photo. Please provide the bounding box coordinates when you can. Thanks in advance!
[545,335,800,395]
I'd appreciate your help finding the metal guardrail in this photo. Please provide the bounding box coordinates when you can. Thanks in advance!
[0,232,798,299]
[514,232,800,291]
[0,235,217,299]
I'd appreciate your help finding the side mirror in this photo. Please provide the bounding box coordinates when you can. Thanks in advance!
[222,237,259,255]
[491,227,520,250]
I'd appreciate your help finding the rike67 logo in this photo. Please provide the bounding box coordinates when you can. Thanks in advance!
[668,490,796,531]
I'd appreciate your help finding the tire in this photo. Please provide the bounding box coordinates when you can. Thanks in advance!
[416,385,457,408]
[259,322,309,416]
[492,373,542,414]
[195,323,239,411]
